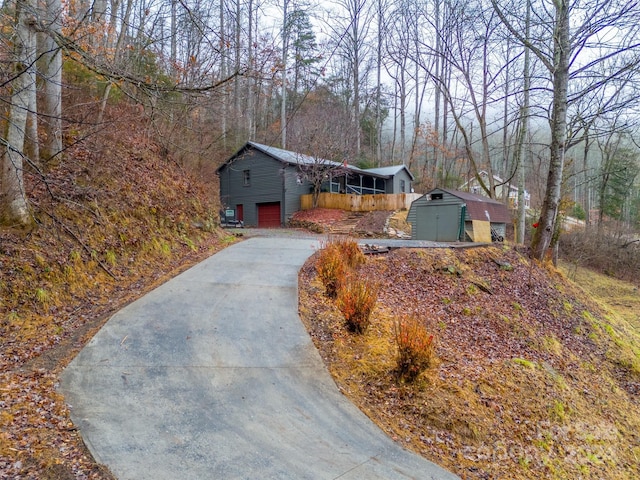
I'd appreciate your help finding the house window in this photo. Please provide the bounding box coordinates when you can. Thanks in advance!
[243,170,251,186]
[400,180,406,192]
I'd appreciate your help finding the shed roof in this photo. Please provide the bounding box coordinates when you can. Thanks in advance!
[429,188,511,223]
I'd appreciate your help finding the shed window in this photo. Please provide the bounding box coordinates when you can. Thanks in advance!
[243,170,251,186]
[400,180,406,192]
[431,193,443,200]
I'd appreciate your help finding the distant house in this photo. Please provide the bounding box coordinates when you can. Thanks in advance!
[216,142,414,227]
[407,188,511,242]
[461,171,531,209]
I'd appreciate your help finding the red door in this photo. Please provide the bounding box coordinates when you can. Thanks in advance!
[257,202,281,228]
[236,204,244,222]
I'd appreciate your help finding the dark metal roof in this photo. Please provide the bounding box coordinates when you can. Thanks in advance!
[247,142,344,168]
[217,142,408,180]
[363,165,415,181]
[430,188,511,223]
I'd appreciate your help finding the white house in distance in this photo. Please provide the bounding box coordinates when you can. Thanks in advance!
[460,171,531,209]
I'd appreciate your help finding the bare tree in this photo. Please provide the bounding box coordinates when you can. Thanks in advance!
[417,0,511,197]
[280,0,291,148]
[39,0,62,163]
[325,0,373,159]
[492,0,640,260]
[1,0,37,227]
[374,0,386,166]
[514,0,531,244]
[286,88,355,206]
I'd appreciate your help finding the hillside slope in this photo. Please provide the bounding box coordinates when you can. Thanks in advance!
[0,109,228,479]
[299,246,640,480]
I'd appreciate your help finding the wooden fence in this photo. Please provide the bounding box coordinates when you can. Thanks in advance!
[300,192,422,212]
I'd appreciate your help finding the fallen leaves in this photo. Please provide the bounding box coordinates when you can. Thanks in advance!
[0,106,226,479]
[299,246,640,480]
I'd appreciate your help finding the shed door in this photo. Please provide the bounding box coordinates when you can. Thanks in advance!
[415,204,460,241]
[257,202,281,228]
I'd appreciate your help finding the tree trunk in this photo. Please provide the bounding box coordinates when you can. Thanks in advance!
[582,131,591,226]
[502,37,510,178]
[220,0,227,147]
[281,0,289,148]
[247,0,255,139]
[25,70,39,165]
[399,66,406,165]
[375,0,383,166]
[531,0,570,260]
[39,0,62,164]
[516,0,530,244]
[1,0,36,226]
[432,0,441,184]
[98,0,133,124]
[92,0,107,22]
[352,20,361,158]
[170,0,177,74]
[234,0,241,141]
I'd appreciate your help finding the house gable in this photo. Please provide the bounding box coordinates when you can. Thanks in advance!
[460,170,531,208]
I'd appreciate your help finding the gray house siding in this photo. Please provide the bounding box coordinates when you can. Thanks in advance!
[390,169,413,194]
[218,142,417,227]
[283,166,311,224]
[219,151,289,227]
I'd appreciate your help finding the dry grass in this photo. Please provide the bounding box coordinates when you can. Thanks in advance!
[388,210,411,235]
[561,261,640,327]
[299,246,640,480]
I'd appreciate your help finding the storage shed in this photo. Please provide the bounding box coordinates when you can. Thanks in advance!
[407,188,511,242]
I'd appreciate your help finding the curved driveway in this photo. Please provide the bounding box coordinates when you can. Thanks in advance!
[60,236,459,480]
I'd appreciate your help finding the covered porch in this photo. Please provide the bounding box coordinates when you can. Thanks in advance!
[327,171,388,195]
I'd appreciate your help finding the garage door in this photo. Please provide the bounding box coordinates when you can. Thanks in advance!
[415,204,460,241]
[257,202,281,228]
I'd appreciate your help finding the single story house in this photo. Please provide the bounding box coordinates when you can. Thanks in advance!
[407,188,511,242]
[460,170,531,209]
[216,142,414,227]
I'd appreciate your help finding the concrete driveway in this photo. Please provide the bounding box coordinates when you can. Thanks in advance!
[60,236,459,480]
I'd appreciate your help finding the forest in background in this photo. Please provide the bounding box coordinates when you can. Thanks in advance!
[1,0,640,257]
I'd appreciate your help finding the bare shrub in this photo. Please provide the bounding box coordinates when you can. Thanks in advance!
[394,315,436,382]
[315,237,366,298]
[315,243,347,298]
[560,229,640,286]
[336,274,378,334]
[332,236,365,268]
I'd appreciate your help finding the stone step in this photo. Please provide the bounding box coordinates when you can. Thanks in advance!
[327,212,366,234]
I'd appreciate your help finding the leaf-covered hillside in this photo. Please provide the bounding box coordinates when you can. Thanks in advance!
[299,245,640,480]
[0,107,228,479]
